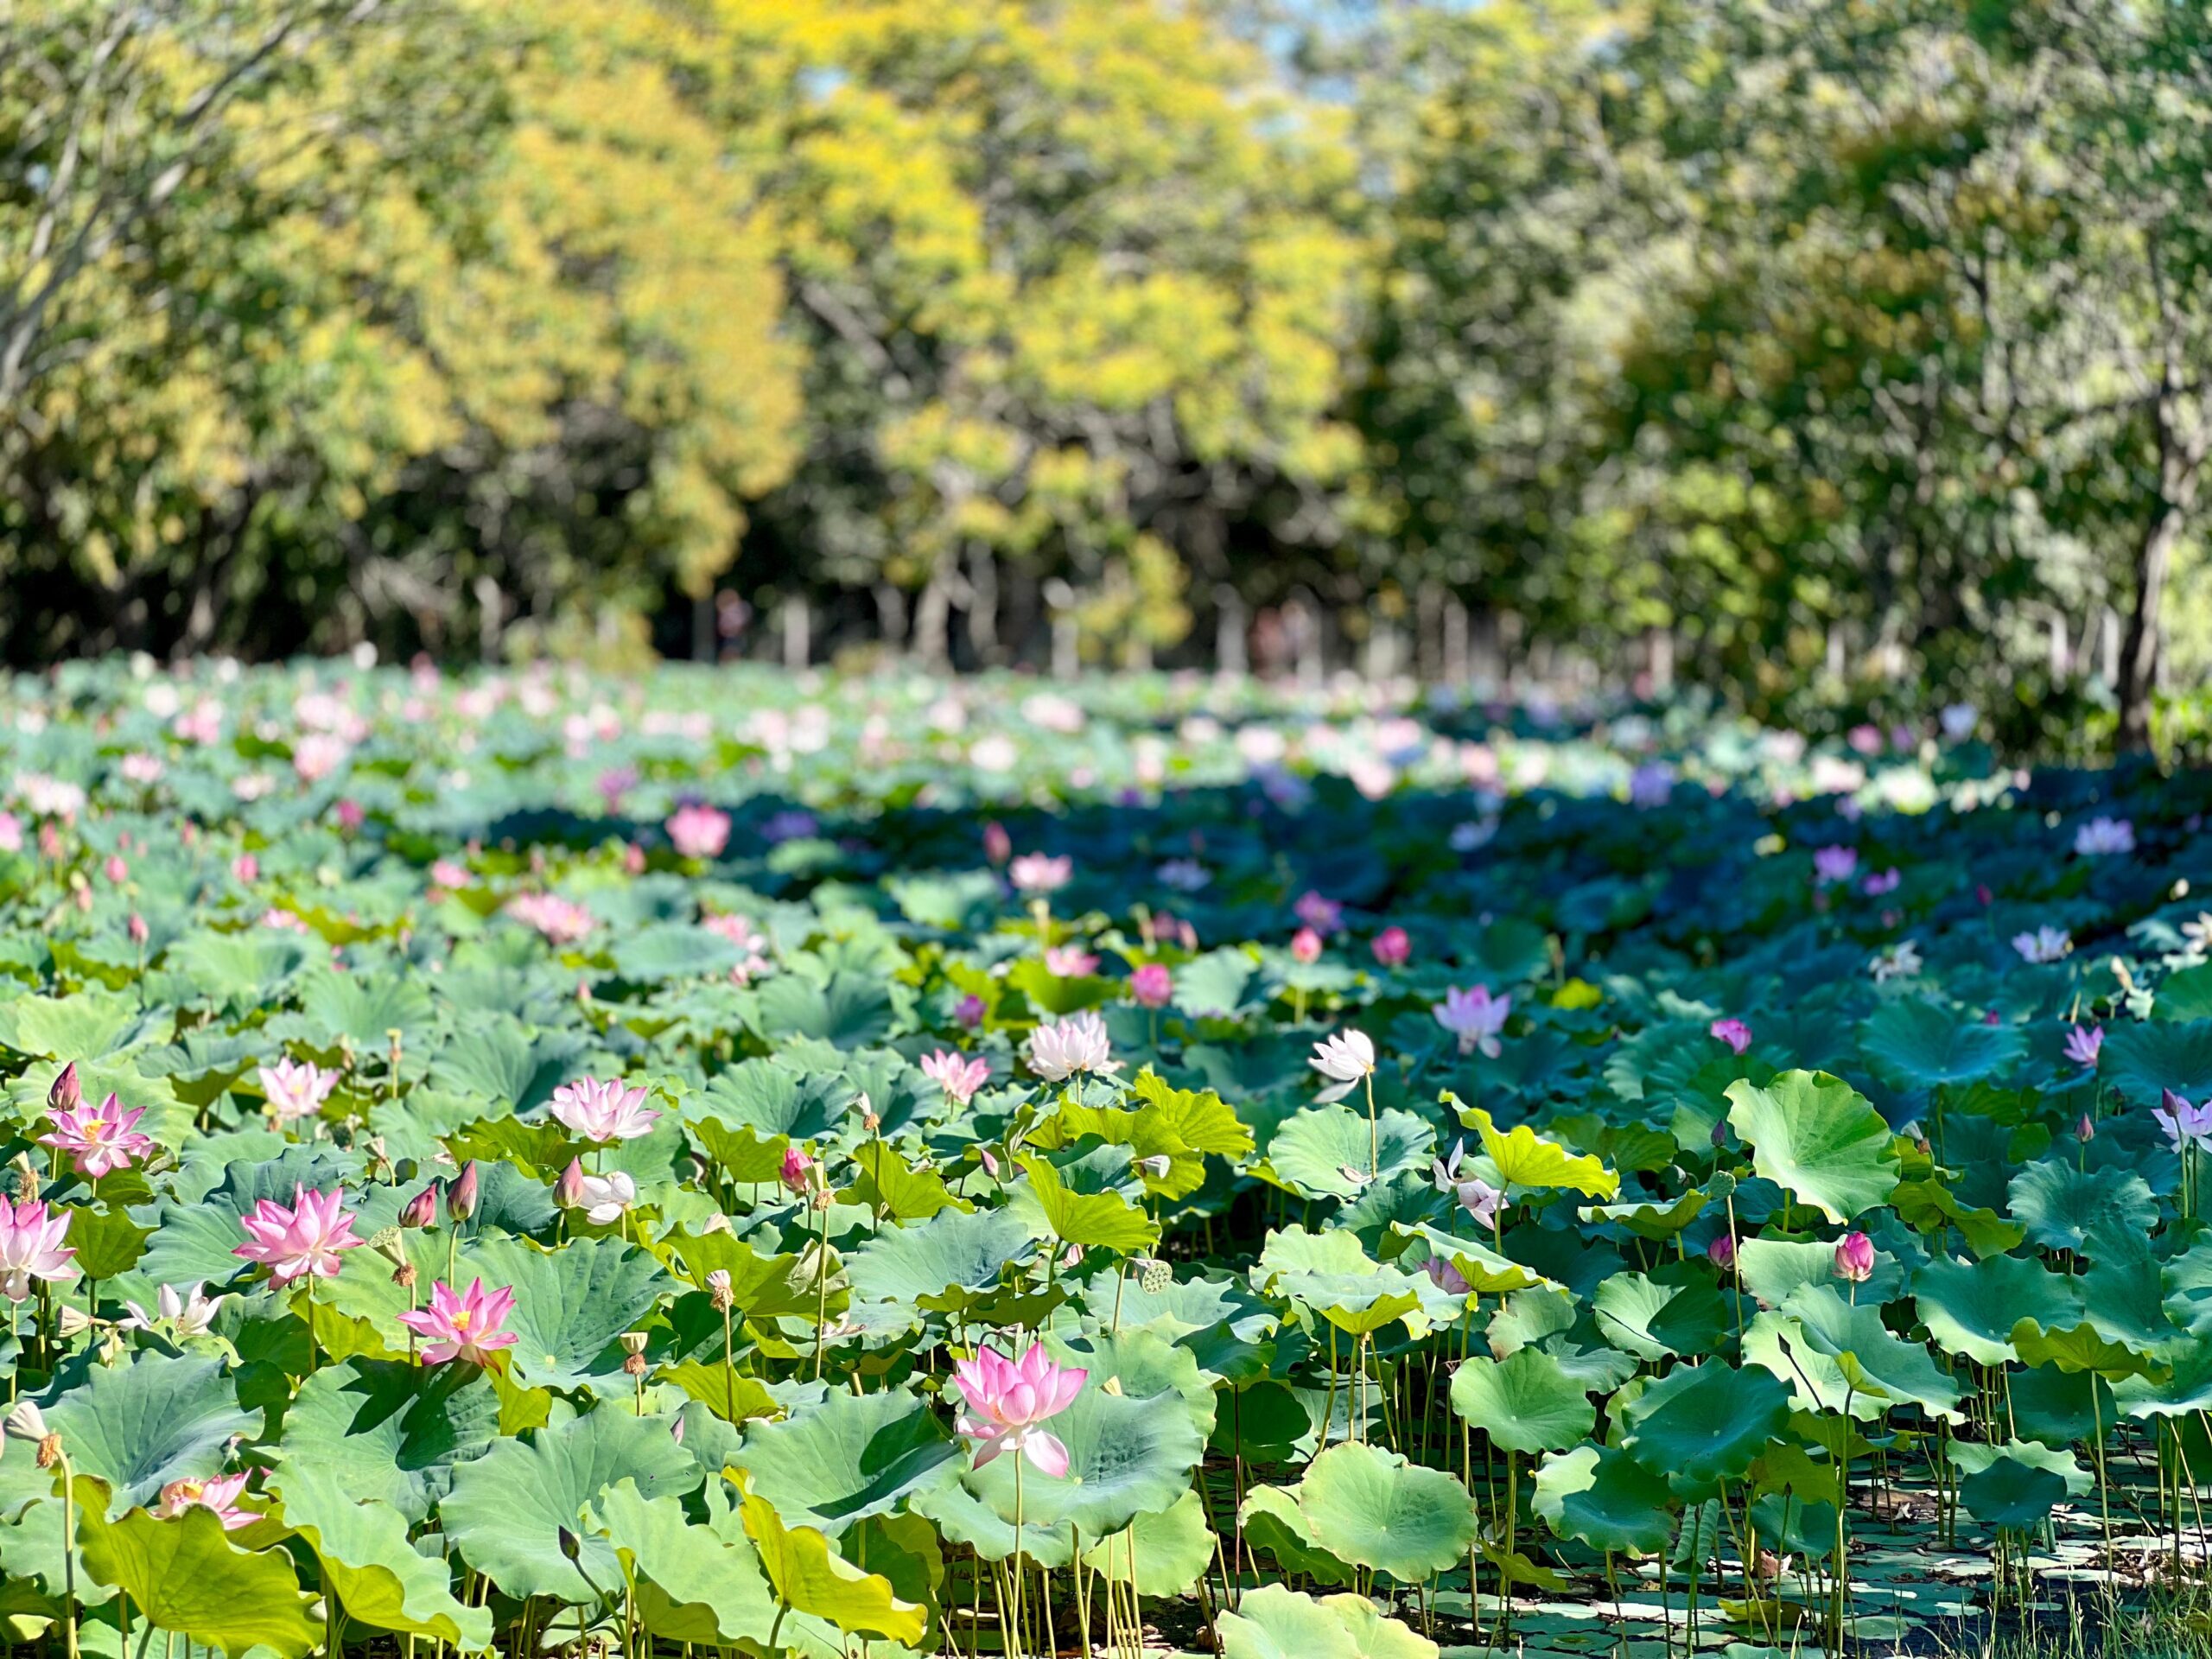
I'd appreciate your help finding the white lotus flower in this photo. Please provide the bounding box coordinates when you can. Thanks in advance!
[1027,1011,1118,1082]
[1309,1028,1376,1103]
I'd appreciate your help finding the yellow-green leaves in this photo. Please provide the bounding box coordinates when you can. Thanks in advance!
[739,1487,928,1644]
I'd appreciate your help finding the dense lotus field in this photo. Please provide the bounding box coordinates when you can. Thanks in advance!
[0,662,2209,1659]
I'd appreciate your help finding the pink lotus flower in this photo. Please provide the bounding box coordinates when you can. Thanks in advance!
[233,1185,365,1286]
[2159,1090,2212,1152]
[1433,985,1510,1058]
[1044,945,1100,977]
[1424,1255,1471,1294]
[155,1473,254,1530]
[334,798,365,833]
[549,1077,659,1143]
[952,1341,1087,1475]
[505,892,596,944]
[1289,926,1323,964]
[2012,925,2071,964]
[1862,868,1901,896]
[0,813,20,854]
[666,803,732,860]
[1009,854,1071,895]
[921,1051,991,1106]
[0,1198,76,1302]
[292,734,349,783]
[1834,1232,1875,1283]
[41,1091,154,1178]
[1370,927,1411,968]
[1128,963,1173,1008]
[557,1161,635,1224]
[1812,846,1858,886]
[956,994,987,1029]
[983,822,1013,865]
[1707,1234,1737,1271]
[397,1277,519,1365]
[2064,1024,2103,1068]
[2074,817,2135,856]
[779,1147,817,1196]
[259,1058,340,1125]
[429,860,471,891]
[1294,891,1343,934]
[1710,1018,1752,1056]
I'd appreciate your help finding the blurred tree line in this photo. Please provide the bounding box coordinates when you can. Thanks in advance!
[6,0,2212,744]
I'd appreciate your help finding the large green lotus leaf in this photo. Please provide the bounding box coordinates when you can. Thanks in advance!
[2076,1252,2185,1358]
[744,972,896,1049]
[77,1497,319,1659]
[1592,1272,1726,1362]
[1217,1585,1358,1659]
[1051,1326,1220,1439]
[845,1206,1034,1311]
[2104,1020,2212,1106]
[1448,1348,1594,1454]
[1953,1441,2084,1531]
[1257,1224,1435,1338]
[1323,1592,1442,1659]
[1725,1071,1897,1223]
[739,1487,927,1644]
[594,1479,781,1648]
[268,1464,492,1649]
[467,1232,671,1392]
[957,1384,1204,1540]
[0,988,156,1060]
[910,1479,1076,1567]
[1951,1438,2090,1500]
[1531,1444,1675,1554]
[1292,1440,1476,1582]
[46,1353,257,1513]
[1913,1255,2079,1367]
[1580,1191,1707,1241]
[278,1358,501,1522]
[1079,1487,1216,1596]
[1618,1361,1790,1490]
[689,1060,849,1143]
[163,931,313,1007]
[2116,1344,2212,1420]
[442,1409,700,1602]
[612,923,743,983]
[1741,1311,1881,1421]
[1238,1483,1356,1585]
[1859,1000,2024,1088]
[1783,1285,1964,1421]
[1265,1106,1434,1200]
[296,969,438,1049]
[1080,1268,1276,1344]
[427,1019,586,1111]
[1460,1105,1618,1198]
[2006,1160,2157,1255]
[734,1386,961,1533]
[1737,1236,1904,1309]
[1016,1154,1157,1254]
[1218,1585,1436,1659]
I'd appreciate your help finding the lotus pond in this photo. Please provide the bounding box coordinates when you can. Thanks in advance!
[0,663,2205,1659]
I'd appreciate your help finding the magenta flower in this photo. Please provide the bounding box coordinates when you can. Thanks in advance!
[952,1341,1088,1476]
[397,1278,519,1366]
[956,994,988,1030]
[0,1198,76,1302]
[233,1185,365,1287]
[1707,1233,1737,1272]
[1709,1018,1752,1056]
[666,803,732,860]
[1812,846,1859,886]
[1289,926,1324,964]
[1044,945,1101,978]
[983,822,1013,865]
[1294,891,1343,934]
[155,1473,254,1530]
[41,1092,154,1178]
[1370,927,1411,968]
[2064,1024,2103,1068]
[1128,963,1173,1008]
[259,1058,340,1125]
[779,1147,817,1197]
[921,1050,991,1107]
[549,1077,659,1143]
[1834,1232,1875,1283]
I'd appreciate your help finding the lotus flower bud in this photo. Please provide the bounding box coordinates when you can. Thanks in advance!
[671,1414,686,1445]
[48,1063,79,1116]
[556,1157,588,1210]
[1371,926,1411,968]
[558,1526,582,1563]
[448,1160,480,1222]
[55,1305,94,1340]
[398,1185,438,1230]
[1290,926,1323,964]
[128,912,149,946]
[779,1147,816,1197]
[1834,1231,1875,1283]
[978,1147,1000,1179]
[2078,1114,2096,1141]
[1707,1233,1736,1271]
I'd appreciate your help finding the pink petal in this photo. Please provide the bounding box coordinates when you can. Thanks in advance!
[1024,1431,1070,1478]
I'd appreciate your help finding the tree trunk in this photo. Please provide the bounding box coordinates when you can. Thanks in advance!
[1214,584,1248,677]
[967,546,1000,664]
[2118,503,2188,748]
[781,594,810,671]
